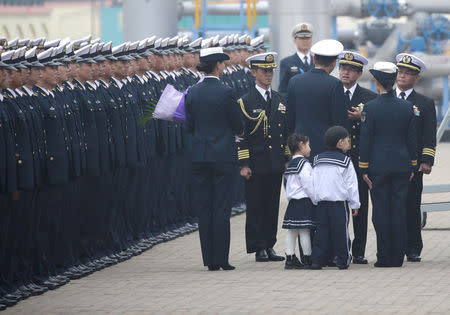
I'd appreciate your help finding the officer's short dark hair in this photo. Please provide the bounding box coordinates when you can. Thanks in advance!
[324,126,349,150]
[196,60,219,74]
[315,55,337,67]
[288,133,309,154]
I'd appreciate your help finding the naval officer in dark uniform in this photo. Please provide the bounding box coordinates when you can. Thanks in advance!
[338,51,377,264]
[395,53,437,263]
[287,39,348,160]
[185,46,244,271]
[237,52,289,262]
[278,23,314,98]
[359,61,417,267]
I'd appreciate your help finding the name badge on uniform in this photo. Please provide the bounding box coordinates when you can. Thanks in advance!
[290,66,298,73]
[413,105,420,116]
[252,108,262,114]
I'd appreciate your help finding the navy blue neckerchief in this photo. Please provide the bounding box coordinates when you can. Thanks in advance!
[284,156,308,175]
[313,150,351,168]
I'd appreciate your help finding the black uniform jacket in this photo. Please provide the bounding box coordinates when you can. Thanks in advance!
[359,92,417,175]
[287,68,349,159]
[347,84,377,164]
[237,86,289,174]
[278,52,314,98]
[185,77,244,163]
[405,90,437,166]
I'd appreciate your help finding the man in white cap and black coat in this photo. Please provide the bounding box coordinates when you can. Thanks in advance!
[287,39,349,160]
[185,46,244,271]
[359,61,417,267]
[395,53,436,263]
[237,52,289,262]
[338,51,377,265]
[278,23,314,98]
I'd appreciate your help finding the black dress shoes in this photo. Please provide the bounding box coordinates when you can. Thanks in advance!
[207,265,220,271]
[220,264,235,270]
[353,256,368,264]
[407,254,421,262]
[285,254,304,269]
[374,261,390,267]
[310,263,322,270]
[255,249,269,262]
[266,248,285,261]
[0,303,6,311]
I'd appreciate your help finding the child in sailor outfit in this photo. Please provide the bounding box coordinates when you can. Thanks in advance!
[282,134,316,269]
[310,126,360,270]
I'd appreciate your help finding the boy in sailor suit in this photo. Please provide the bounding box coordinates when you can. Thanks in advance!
[310,126,360,270]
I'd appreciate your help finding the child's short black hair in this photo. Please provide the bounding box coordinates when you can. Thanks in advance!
[324,126,349,150]
[287,133,309,154]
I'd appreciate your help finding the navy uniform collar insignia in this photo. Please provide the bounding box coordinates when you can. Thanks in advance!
[284,157,308,175]
[313,151,351,168]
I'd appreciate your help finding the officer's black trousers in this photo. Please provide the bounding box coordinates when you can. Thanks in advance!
[351,172,369,258]
[311,201,351,267]
[406,171,423,257]
[244,172,282,253]
[191,162,234,266]
[370,173,409,267]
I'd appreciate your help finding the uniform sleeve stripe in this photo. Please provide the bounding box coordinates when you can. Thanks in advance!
[238,149,250,160]
[359,162,369,168]
[422,148,436,157]
[412,160,418,166]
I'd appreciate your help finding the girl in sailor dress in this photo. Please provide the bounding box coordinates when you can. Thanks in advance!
[282,133,316,269]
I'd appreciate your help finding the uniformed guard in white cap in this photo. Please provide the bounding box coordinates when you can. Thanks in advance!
[359,60,417,268]
[236,51,288,263]
[287,38,348,159]
[185,45,243,271]
[395,53,436,263]
[278,22,314,97]
[338,51,377,265]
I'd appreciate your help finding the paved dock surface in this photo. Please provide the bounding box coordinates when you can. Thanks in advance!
[6,143,450,314]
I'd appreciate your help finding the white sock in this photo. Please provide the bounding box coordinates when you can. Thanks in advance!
[299,228,312,255]
[285,229,300,255]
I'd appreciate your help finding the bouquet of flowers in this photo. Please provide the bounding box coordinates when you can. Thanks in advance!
[141,84,189,125]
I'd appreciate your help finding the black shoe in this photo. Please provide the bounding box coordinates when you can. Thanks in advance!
[0,297,16,307]
[220,264,236,270]
[266,248,285,261]
[285,254,304,269]
[353,256,368,264]
[0,303,6,311]
[255,249,269,262]
[374,261,390,267]
[337,264,349,270]
[310,263,322,270]
[207,265,220,271]
[0,297,19,306]
[326,262,337,267]
[407,254,421,262]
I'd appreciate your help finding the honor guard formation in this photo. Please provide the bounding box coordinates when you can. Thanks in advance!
[0,20,438,310]
[0,33,265,309]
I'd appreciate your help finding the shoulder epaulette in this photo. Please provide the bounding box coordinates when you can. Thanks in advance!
[284,157,308,175]
[313,151,351,168]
